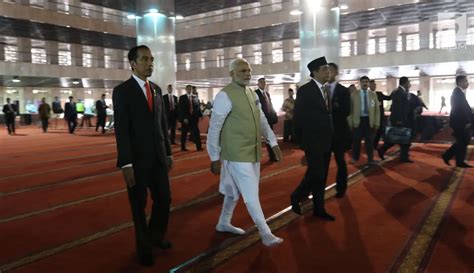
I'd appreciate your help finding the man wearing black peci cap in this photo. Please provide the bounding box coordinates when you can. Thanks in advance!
[290,56,335,221]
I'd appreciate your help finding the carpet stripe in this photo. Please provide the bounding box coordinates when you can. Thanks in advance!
[394,149,471,273]
[0,163,302,271]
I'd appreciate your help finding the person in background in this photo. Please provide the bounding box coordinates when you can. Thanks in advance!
[52,96,63,128]
[64,96,77,134]
[38,97,51,133]
[370,80,391,150]
[348,76,380,165]
[95,93,109,134]
[255,77,278,161]
[2,98,17,135]
[281,88,295,143]
[163,85,179,144]
[442,75,473,168]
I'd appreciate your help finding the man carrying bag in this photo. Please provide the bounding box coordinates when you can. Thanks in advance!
[378,77,414,162]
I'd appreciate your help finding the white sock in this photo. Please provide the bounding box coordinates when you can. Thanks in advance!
[245,200,283,247]
[216,196,245,235]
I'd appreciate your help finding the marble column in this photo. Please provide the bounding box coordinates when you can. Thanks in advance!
[282,39,294,62]
[71,44,83,67]
[386,25,399,52]
[261,42,273,64]
[136,0,176,89]
[299,0,340,79]
[356,28,368,55]
[45,40,59,65]
[17,37,32,63]
[419,20,431,50]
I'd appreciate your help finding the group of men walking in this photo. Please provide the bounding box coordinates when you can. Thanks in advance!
[16,44,463,268]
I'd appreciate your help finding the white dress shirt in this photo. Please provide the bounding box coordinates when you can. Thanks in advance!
[132,74,150,100]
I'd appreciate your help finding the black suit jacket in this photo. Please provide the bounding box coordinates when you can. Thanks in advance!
[294,80,333,154]
[2,103,17,118]
[376,91,391,120]
[178,94,201,122]
[331,83,350,137]
[163,94,179,119]
[113,77,172,168]
[450,87,472,132]
[64,102,77,120]
[255,89,278,125]
[95,100,108,117]
[389,87,410,127]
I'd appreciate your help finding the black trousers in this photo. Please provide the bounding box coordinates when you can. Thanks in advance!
[5,116,15,134]
[283,120,294,142]
[41,118,49,132]
[96,114,107,133]
[332,138,348,194]
[128,163,171,257]
[167,116,177,144]
[291,149,331,212]
[373,118,386,150]
[352,117,374,161]
[66,118,77,134]
[443,128,471,165]
[181,120,201,150]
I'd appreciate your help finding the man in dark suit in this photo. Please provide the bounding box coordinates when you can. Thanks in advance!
[255,77,278,161]
[64,96,77,134]
[179,85,202,151]
[95,93,108,134]
[378,77,413,162]
[113,45,173,266]
[2,98,17,135]
[370,80,391,150]
[442,75,472,168]
[327,63,350,198]
[291,56,335,221]
[163,84,179,144]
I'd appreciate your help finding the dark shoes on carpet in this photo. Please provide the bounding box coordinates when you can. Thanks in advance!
[154,240,173,250]
[456,162,473,168]
[441,153,451,166]
[290,196,301,215]
[313,210,336,221]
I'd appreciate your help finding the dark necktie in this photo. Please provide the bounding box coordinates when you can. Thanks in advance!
[169,96,174,111]
[363,90,369,115]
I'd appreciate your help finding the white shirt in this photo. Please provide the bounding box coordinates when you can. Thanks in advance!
[327,81,336,98]
[207,89,278,162]
[132,74,150,100]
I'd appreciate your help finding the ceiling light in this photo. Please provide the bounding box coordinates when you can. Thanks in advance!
[367,8,375,11]
[127,14,136,19]
[12,77,21,83]
[290,10,302,16]
[175,15,184,20]
[148,8,158,13]
[340,4,348,10]
[330,7,339,11]
[72,79,80,85]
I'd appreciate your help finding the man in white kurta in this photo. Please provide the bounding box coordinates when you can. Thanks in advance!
[207,58,283,247]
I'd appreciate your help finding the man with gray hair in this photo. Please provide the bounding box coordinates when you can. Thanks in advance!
[207,58,283,247]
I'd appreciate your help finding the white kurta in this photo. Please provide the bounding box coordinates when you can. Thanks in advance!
[207,90,278,202]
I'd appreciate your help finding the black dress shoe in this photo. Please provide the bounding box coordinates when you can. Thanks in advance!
[335,192,345,198]
[290,196,301,215]
[138,253,154,267]
[400,158,414,163]
[441,154,451,166]
[197,148,204,151]
[456,162,473,168]
[313,211,336,221]
[155,240,173,250]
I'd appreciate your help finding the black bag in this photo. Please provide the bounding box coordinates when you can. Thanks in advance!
[384,126,411,144]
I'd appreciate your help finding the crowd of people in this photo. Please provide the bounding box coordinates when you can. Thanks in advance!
[1,44,472,268]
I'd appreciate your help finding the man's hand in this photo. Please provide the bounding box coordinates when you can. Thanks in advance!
[271,145,282,162]
[166,156,174,171]
[121,167,135,188]
[210,160,221,175]
[183,119,189,125]
[465,123,471,129]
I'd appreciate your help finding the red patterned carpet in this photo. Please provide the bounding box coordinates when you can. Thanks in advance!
[0,126,472,273]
